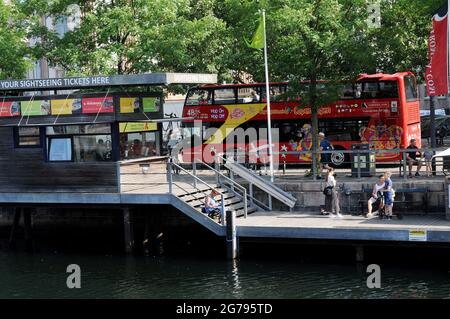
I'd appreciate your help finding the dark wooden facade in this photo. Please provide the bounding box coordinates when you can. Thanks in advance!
[0,127,118,193]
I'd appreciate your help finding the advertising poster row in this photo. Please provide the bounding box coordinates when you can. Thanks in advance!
[0,96,160,117]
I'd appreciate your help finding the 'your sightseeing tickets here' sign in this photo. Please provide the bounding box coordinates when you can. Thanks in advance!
[0,73,218,91]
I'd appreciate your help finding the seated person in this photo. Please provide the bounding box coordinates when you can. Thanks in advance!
[251,90,260,102]
[406,138,422,177]
[203,189,223,220]
[366,175,386,218]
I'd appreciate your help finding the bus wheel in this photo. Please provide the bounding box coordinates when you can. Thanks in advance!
[330,147,348,168]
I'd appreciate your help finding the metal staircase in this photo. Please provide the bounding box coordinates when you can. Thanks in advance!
[165,155,296,235]
[166,159,260,235]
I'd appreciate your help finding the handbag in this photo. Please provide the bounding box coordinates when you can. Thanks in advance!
[323,186,333,196]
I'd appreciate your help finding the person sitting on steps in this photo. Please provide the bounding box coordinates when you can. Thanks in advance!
[203,189,223,222]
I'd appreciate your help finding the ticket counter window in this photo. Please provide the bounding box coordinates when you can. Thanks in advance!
[46,124,112,162]
[120,131,160,160]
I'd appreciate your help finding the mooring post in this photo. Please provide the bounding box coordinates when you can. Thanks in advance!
[356,245,364,263]
[23,207,33,252]
[9,207,22,249]
[123,208,135,254]
[226,210,238,260]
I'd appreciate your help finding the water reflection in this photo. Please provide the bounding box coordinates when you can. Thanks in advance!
[1,251,450,299]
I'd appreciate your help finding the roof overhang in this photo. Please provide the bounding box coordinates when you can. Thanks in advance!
[0,73,218,92]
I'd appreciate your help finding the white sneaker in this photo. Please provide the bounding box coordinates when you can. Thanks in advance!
[366,212,373,218]
[329,213,336,218]
[336,213,343,218]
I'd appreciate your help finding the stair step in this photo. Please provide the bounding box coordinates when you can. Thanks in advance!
[191,196,242,208]
[178,187,225,199]
[183,191,235,203]
[236,207,258,217]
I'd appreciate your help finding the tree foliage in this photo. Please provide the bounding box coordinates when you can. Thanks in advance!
[0,1,32,79]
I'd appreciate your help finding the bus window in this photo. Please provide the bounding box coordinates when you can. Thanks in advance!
[238,87,261,103]
[341,83,355,99]
[360,81,398,99]
[404,75,418,101]
[214,88,236,104]
[378,81,398,98]
[261,85,286,102]
[186,89,212,106]
[319,118,370,141]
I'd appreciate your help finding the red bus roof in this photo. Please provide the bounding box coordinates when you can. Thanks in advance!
[193,72,415,89]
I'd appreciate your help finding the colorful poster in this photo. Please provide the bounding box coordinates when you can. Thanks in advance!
[21,100,50,116]
[51,98,82,115]
[0,101,20,117]
[119,122,157,133]
[120,97,140,113]
[82,96,114,114]
[143,97,160,113]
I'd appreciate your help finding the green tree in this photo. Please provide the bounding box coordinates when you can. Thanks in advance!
[20,0,229,78]
[244,0,373,175]
[0,1,32,80]
[374,0,444,82]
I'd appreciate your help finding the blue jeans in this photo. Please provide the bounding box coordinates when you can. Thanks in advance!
[384,191,393,205]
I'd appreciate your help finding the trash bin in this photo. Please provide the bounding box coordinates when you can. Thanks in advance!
[351,144,376,177]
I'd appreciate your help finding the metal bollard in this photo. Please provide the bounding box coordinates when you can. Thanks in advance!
[226,210,238,260]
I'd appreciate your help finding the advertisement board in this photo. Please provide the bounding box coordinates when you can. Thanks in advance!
[82,96,114,114]
[51,98,82,115]
[120,97,141,113]
[0,101,20,117]
[21,100,51,116]
[119,122,157,133]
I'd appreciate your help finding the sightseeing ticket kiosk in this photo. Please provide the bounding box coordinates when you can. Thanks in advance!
[0,73,216,193]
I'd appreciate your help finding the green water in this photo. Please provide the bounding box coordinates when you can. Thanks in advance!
[1,251,450,299]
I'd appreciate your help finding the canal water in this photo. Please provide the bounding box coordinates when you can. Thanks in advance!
[1,249,450,299]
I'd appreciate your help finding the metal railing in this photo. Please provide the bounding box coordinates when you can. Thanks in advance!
[215,153,286,211]
[167,159,226,225]
[194,158,250,218]
[208,147,449,181]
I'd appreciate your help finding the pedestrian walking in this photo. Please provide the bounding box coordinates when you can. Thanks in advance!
[323,167,342,218]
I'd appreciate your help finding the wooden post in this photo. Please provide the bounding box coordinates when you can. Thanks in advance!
[9,207,22,249]
[123,208,134,254]
[23,208,33,252]
[356,245,364,263]
[226,210,238,260]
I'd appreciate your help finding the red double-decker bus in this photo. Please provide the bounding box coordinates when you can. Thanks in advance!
[180,72,420,167]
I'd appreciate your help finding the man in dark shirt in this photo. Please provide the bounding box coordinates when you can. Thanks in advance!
[406,138,422,177]
[319,132,333,178]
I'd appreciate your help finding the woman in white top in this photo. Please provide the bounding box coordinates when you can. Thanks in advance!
[366,175,386,218]
[324,167,342,218]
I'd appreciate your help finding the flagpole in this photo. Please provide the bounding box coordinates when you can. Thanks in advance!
[262,9,274,183]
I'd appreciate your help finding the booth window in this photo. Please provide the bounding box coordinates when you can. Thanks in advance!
[15,127,42,148]
[120,131,160,160]
[46,124,113,162]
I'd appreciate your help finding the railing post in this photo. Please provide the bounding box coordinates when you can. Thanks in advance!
[116,161,121,193]
[402,150,407,180]
[221,193,226,226]
[193,160,197,188]
[215,155,220,185]
[357,151,361,180]
[312,149,317,180]
[249,183,254,205]
[243,190,248,218]
[167,160,173,194]
[230,170,234,192]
